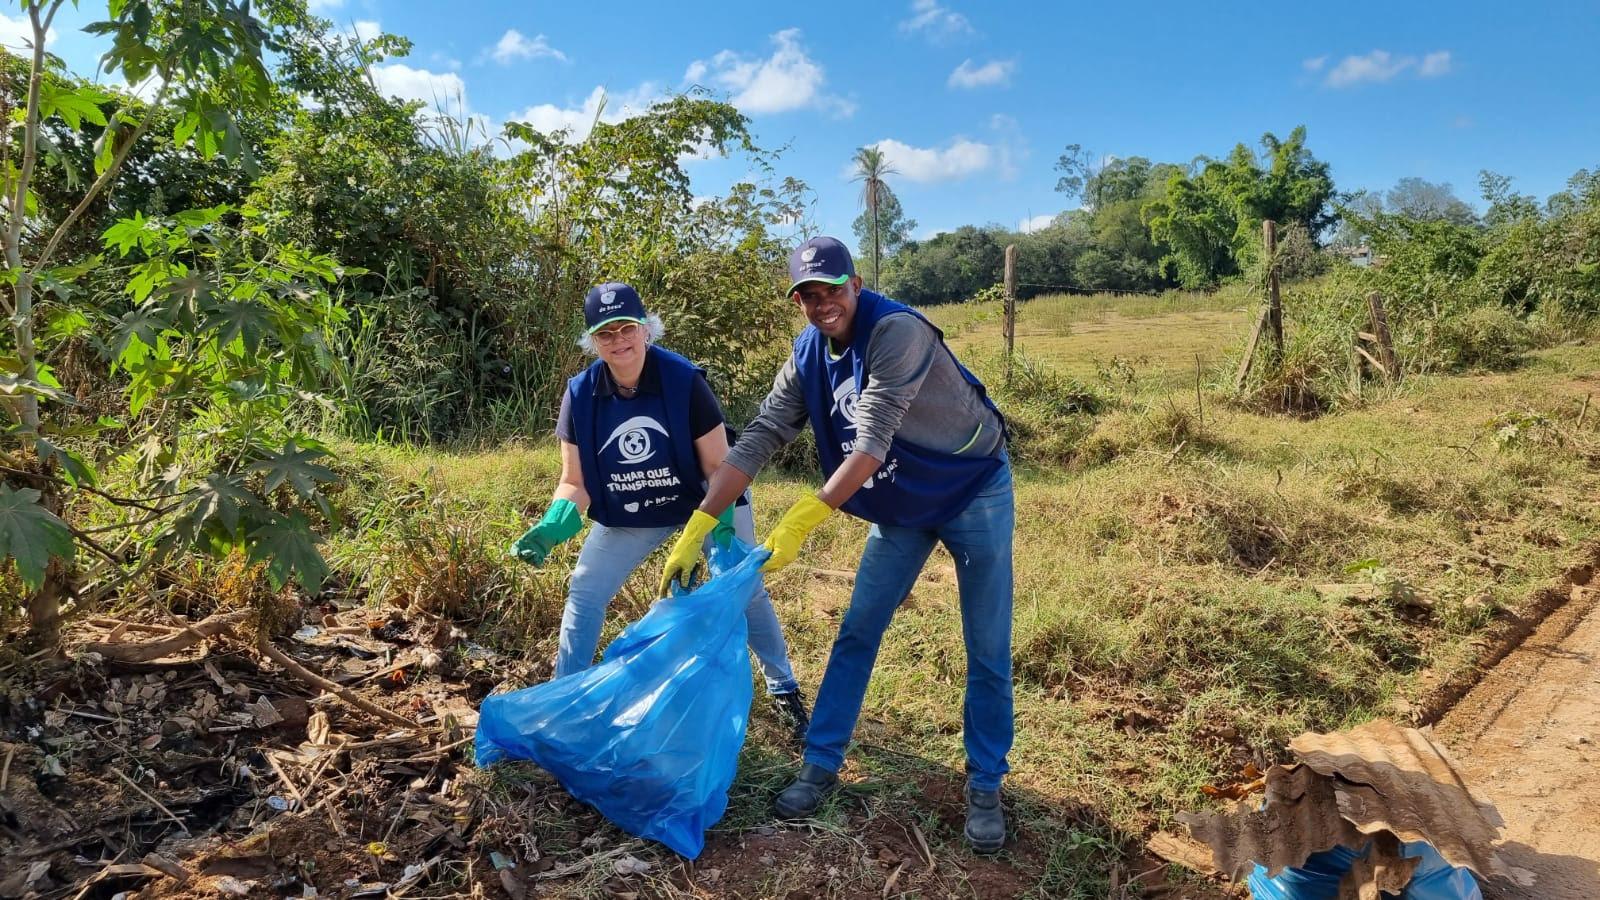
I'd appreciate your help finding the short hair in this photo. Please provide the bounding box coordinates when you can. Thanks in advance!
[576,313,666,356]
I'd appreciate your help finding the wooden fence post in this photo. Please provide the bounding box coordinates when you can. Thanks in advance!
[1234,307,1269,391]
[1003,243,1017,384]
[1263,219,1283,360]
[1365,291,1400,379]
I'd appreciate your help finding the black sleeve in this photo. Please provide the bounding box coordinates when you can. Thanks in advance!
[687,373,727,439]
[555,390,574,443]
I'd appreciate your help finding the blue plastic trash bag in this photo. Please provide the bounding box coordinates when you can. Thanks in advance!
[474,539,770,859]
[1247,840,1481,900]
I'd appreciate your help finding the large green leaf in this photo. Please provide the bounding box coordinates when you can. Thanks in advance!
[247,512,327,593]
[189,474,256,537]
[0,486,74,591]
[249,440,336,500]
[204,299,273,354]
[39,82,111,130]
[34,438,97,487]
[103,212,153,256]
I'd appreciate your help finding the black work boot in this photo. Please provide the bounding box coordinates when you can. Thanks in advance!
[964,784,1006,854]
[774,763,838,819]
[769,689,811,749]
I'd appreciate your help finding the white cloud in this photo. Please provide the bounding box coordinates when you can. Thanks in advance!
[868,137,994,183]
[1323,49,1454,87]
[488,29,566,65]
[1418,50,1452,77]
[0,11,55,51]
[1325,50,1409,86]
[308,0,344,12]
[370,63,470,109]
[509,83,664,142]
[349,20,381,43]
[1018,213,1057,234]
[1302,55,1327,72]
[900,0,973,39]
[685,29,851,117]
[948,59,1014,89]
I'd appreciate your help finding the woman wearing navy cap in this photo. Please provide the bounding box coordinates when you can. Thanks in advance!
[510,282,811,743]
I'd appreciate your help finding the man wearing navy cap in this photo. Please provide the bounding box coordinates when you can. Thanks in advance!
[658,238,1015,852]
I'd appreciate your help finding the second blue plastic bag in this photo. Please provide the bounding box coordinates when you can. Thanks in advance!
[1247,840,1481,900]
[474,540,769,859]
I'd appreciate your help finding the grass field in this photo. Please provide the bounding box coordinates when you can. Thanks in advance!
[327,295,1600,896]
[926,288,1254,394]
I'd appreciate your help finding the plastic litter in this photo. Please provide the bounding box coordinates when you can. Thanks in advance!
[474,540,770,858]
[1248,841,1481,900]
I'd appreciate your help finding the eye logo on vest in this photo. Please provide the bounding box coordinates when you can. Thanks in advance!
[600,415,668,465]
[830,377,859,430]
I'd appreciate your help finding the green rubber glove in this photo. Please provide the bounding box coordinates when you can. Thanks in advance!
[760,495,833,573]
[510,498,584,566]
[712,504,738,549]
[658,509,719,596]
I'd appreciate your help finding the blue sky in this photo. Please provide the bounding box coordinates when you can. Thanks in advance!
[13,0,1600,242]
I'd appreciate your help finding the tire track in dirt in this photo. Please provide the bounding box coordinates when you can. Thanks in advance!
[1434,566,1600,900]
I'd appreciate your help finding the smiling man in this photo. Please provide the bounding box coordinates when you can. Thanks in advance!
[658,236,1016,853]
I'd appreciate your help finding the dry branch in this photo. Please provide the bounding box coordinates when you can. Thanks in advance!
[80,609,254,662]
[255,634,419,731]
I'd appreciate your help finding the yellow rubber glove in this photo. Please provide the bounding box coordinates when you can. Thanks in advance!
[760,495,833,573]
[658,509,720,597]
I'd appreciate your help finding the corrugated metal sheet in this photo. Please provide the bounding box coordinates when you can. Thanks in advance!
[1178,762,1366,881]
[1290,718,1506,878]
[1178,718,1507,893]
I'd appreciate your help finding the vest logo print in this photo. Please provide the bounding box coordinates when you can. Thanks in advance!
[831,377,859,430]
[601,415,668,465]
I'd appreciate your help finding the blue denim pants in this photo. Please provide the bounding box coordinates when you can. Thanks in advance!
[555,500,800,695]
[804,461,1015,791]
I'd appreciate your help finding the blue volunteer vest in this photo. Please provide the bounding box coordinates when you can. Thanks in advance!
[570,346,706,528]
[794,289,1006,528]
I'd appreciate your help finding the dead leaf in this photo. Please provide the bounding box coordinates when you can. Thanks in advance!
[246,698,285,728]
[613,856,652,877]
[498,869,526,900]
[203,661,232,693]
[307,711,332,747]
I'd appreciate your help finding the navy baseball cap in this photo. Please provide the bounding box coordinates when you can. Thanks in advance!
[583,282,647,333]
[787,236,856,295]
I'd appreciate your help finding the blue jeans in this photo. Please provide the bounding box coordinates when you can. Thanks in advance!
[804,461,1015,791]
[555,500,800,695]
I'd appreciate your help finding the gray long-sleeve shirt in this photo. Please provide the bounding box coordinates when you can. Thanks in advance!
[725,313,1004,477]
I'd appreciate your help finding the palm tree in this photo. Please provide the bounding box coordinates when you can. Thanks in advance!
[852,147,897,290]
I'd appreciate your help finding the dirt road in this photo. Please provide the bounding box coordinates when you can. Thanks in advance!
[1435,568,1600,900]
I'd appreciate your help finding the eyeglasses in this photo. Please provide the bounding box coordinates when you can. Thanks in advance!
[793,282,847,306]
[592,322,642,344]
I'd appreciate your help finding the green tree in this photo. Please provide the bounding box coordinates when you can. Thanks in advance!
[1385,177,1478,225]
[1479,171,1541,228]
[1143,126,1334,287]
[3,1,344,642]
[852,146,897,290]
[851,185,916,286]
[1053,143,1100,208]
